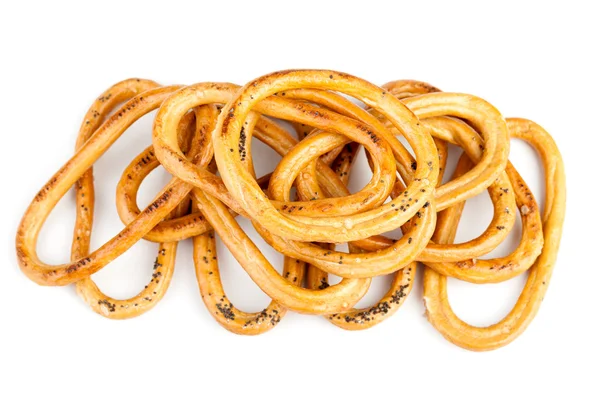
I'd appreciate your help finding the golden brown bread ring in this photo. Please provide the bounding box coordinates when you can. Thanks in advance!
[189,103,307,332]
[423,118,565,351]
[116,144,214,243]
[347,116,516,271]
[258,123,436,277]
[115,107,218,243]
[73,81,198,318]
[16,82,192,286]
[353,143,516,262]
[424,155,544,283]
[154,71,439,244]
[193,228,305,334]
[76,208,185,319]
[69,78,160,263]
[177,105,308,333]
[401,92,510,210]
[378,80,511,211]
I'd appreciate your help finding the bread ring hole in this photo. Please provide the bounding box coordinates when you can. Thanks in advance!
[36,180,77,265]
[37,107,158,265]
[444,139,546,326]
[91,237,165,299]
[509,137,546,219]
[346,146,373,196]
[216,218,285,312]
[446,274,528,327]
[249,136,283,181]
[440,143,463,185]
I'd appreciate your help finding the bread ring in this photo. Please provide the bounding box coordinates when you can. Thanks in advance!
[73,83,199,318]
[153,71,439,244]
[422,118,565,351]
[16,82,191,286]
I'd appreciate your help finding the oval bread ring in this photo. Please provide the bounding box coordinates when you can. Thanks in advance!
[154,71,440,244]
[422,118,565,351]
[377,80,511,211]
[353,117,517,263]
[193,227,306,333]
[191,185,371,315]
[74,82,200,318]
[187,103,315,326]
[424,154,544,283]
[16,82,193,286]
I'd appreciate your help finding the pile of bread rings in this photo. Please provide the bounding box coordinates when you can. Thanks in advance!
[15,70,565,351]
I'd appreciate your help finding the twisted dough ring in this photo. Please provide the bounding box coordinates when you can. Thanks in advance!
[15,70,564,350]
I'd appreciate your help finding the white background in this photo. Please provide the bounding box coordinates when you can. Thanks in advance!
[1,1,598,399]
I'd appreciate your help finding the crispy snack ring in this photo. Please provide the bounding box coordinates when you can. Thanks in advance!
[189,104,307,332]
[154,71,440,244]
[423,118,565,351]
[193,228,306,334]
[74,84,200,318]
[15,70,564,351]
[377,80,511,210]
[16,83,190,285]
